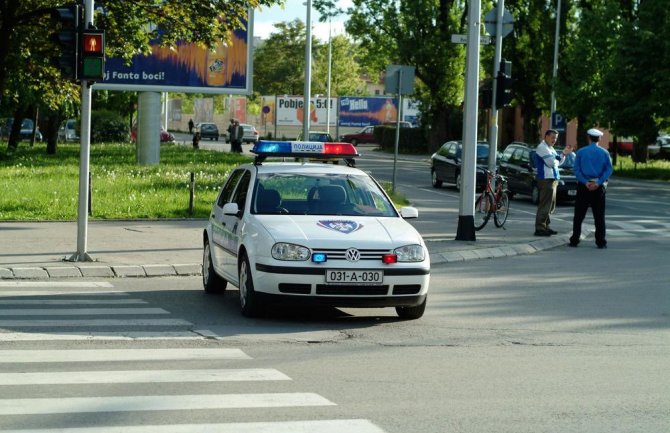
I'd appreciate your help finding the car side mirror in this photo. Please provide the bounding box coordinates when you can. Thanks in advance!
[222,202,241,217]
[399,206,418,219]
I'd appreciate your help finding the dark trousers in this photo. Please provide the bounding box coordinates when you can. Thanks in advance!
[570,183,607,247]
[231,140,242,153]
[535,179,557,231]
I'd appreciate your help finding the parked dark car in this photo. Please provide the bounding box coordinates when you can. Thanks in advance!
[196,122,219,141]
[340,125,376,146]
[498,141,577,204]
[2,118,42,141]
[430,141,491,191]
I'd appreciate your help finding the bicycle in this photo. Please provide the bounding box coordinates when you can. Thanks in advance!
[474,169,509,231]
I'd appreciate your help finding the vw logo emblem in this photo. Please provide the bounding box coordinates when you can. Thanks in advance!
[345,248,360,262]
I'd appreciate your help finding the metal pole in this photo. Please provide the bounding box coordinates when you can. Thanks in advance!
[326,18,332,135]
[69,0,95,262]
[392,70,402,194]
[488,0,504,182]
[550,0,561,124]
[303,0,313,140]
[455,0,482,241]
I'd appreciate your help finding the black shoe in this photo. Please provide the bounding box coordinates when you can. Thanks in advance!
[534,230,551,237]
[597,244,607,249]
[547,228,558,235]
[568,242,578,247]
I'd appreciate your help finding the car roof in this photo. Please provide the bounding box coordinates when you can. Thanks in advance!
[242,161,364,176]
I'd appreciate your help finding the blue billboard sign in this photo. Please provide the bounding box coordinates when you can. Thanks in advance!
[338,97,399,127]
[95,16,252,94]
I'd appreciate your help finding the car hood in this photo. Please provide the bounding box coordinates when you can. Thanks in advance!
[255,215,424,248]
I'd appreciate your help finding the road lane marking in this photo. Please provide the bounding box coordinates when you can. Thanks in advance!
[0,282,114,288]
[0,331,211,341]
[0,369,291,385]
[0,299,147,305]
[0,308,169,315]
[0,319,192,327]
[0,348,250,363]
[0,290,127,297]
[0,420,386,433]
[0,393,335,415]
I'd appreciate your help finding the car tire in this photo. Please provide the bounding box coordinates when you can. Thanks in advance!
[203,239,227,294]
[351,139,358,146]
[456,172,462,192]
[239,254,260,317]
[531,184,540,205]
[395,297,426,320]
[431,169,443,188]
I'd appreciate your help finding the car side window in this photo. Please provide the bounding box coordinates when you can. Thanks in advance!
[500,147,514,162]
[231,170,252,214]
[519,149,530,164]
[217,169,244,207]
[437,143,450,157]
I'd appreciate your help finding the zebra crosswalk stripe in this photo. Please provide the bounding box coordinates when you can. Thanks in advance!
[0,393,336,415]
[0,419,388,433]
[0,308,169,315]
[0,348,251,363]
[0,369,291,385]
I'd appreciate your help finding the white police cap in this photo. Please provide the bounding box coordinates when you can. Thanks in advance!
[587,128,604,137]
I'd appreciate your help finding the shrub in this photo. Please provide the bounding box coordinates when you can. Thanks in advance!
[90,110,128,143]
[375,125,428,153]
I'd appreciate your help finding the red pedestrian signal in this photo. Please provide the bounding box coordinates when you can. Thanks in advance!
[80,30,105,81]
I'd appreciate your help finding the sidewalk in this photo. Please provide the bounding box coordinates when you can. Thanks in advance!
[0,218,581,279]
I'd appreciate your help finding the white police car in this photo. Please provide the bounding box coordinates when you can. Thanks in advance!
[202,141,430,319]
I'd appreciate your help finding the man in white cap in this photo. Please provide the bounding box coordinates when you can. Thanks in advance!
[569,128,613,248]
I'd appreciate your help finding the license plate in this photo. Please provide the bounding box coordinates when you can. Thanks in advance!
[568,189,577,196]
[325,269,383,285]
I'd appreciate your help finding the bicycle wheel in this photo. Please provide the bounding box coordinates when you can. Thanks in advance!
[494,192,510,228]
[474,192,494,231]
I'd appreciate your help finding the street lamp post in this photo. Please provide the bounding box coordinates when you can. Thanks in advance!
[326,17,332,135]
[303,0,313,140]
[550,0,561,125]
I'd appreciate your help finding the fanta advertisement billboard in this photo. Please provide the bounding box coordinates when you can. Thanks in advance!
[275,96,337,127]
[95,14,253,94]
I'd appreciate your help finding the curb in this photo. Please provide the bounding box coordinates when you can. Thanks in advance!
[0,237,574,280]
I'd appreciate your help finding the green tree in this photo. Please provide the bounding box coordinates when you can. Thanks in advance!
[0,0,283,150]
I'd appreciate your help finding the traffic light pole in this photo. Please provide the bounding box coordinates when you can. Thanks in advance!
[488,0,504,185]
[68,0,95,262]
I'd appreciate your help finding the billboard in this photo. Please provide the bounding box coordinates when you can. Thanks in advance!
[95,13,253,94]
[338,97,399,127]
[275,96,337,127]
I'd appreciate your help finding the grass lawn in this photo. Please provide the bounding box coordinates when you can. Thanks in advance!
[612,155,670,181]
[0,142,248,220]
[0,141,410,220]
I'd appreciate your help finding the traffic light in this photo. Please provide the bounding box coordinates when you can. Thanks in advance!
[50,5,81,81]
[495,60,514,109]
[79,29,105,81]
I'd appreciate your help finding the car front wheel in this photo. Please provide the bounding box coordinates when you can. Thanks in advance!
[203,240,227,294]
[431,169,443,188]
[531,184,540,205]
[239,254,260,317]
[396,297,427,320]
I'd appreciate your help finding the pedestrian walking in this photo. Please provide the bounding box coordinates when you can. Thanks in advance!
[188,118,194,134]
[229,119,244,153]
[569,128,613,248]
[534,129,574,236]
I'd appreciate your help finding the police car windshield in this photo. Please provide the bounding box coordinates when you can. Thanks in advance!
[253,173,398,217]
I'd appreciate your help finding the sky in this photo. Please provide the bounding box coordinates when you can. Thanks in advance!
[253,0,353,42]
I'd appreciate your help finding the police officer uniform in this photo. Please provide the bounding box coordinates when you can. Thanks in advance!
[569,128,613,248]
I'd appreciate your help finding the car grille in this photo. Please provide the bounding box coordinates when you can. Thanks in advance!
[311,248,391,261]
[392,285,422,295]
[278,283,311,294]
[315,285,390,296]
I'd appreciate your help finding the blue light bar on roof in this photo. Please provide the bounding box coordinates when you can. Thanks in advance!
[252,140,359,158]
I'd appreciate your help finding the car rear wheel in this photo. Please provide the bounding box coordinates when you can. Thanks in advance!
[203,240,227,294]
[239,254,260,317]
[431,169,443,188]
[396,297,426,320]
[456,172,462,191]
[351,139,358,146]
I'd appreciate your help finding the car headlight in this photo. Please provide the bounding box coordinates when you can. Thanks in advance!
[394,244,425,262]
[271,243,311,261]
